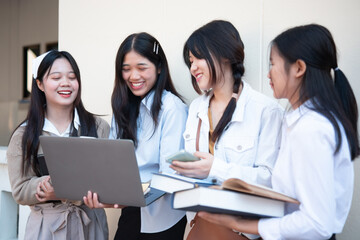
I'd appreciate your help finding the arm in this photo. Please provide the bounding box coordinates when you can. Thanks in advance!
[7,128,48,205]
[159,99,188,173]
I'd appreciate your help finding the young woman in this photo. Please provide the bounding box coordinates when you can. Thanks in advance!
[197,24,359,240]
[172,20,283,197]
[170,20,284,239]
[7,50,109,240]
[84,32,188,240]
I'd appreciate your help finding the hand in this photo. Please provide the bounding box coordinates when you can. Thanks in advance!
[35,176,57,202]
[83,191,125,209]
[197,211,259,235]
[170,151,214,179]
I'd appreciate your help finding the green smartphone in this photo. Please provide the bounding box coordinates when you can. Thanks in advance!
[166,150,200,163]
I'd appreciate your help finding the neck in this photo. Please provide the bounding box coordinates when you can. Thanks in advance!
[212,67,235,104]
[45,104,74,134]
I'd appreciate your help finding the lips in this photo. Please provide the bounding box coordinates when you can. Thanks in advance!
[57,90,72,98]
[130,81,145,90]
[194,73,203,82]
[269,81,274,89]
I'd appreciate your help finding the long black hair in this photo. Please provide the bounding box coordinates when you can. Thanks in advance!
[111,32,183,146]
[183,20,245,142]
[272,24,359,160]
[19,50,98,176]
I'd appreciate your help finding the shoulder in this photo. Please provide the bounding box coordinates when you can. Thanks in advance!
[161,90,188,112]
[296,109,334,135]
[94,116,110,138]
[9,126,26,144]
[289,109,336,148]
[7,126,26,157]
[188,94,207,112]
[243,83,283,112]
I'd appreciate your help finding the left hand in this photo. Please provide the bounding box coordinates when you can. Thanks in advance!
[35,176,57,202]
[170,151,214,179]
[197,212,260,235]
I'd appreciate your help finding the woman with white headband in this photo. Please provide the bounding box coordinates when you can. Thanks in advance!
[7,50,109,240]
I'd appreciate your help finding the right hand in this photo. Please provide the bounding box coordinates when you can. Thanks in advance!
[83,191,125,209]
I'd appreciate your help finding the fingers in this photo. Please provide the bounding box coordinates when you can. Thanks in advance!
[194,151,209,158]
[84,191,94,208]
[35,193,46,202]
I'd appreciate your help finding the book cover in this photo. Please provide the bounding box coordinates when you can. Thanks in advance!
[172,178,299,218]
[150,172,215,194]
[172,187,286,218]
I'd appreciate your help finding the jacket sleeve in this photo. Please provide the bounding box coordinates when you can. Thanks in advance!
[7,127,47,205]
[95,116,110,139]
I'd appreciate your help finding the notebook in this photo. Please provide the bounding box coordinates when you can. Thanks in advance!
[39,136,165,206]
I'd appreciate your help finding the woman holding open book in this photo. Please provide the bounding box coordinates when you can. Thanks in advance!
[170,20,283,239]
[197,24,358,240]
[84,32,188,240]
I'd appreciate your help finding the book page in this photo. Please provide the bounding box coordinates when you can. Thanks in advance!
[222,178,299,204]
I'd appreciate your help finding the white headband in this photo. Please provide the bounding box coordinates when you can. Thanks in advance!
[32,51,51,79]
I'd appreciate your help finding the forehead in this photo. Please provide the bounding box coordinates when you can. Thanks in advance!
[123,50,151,65]
[49,58,73,72]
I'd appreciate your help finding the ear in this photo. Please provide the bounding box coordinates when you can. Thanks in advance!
[295,59,306,78]
[36,79,44,92]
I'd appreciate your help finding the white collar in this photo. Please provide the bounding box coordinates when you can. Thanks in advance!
[284,100,312,127]
[43,108,80,136]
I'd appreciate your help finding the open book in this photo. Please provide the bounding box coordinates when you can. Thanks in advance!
[172,178,299,218]
[221,178,299,204]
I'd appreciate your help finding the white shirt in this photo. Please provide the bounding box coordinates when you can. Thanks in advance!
[110,90,188,233]
[258,102,354,240]
[22,108,80,137]
[184,81,284,186]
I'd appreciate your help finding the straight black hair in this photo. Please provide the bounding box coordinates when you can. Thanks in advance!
[17,50,98,176]
[111,32,183,147]
[183,20,245,142]
[272,24,359,160]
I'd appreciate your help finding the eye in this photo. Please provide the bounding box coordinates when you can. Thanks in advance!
[269,62,274,70]
[68,73,77,80]
[122,68,130,73]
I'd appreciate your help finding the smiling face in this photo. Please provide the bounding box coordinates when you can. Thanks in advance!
[122,50,157,98]
[37,57,79,110]
[189,51,213,91]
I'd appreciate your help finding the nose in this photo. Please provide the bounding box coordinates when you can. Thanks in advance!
[267,71,271,79]
[60,77,70,86]
[130,70,140,80]
[190,62,198,74]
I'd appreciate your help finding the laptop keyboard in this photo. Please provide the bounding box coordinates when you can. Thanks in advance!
[144,191,153,199]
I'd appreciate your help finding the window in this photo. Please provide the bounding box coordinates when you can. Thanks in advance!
[23,45,40,99]
[46,42,58,52]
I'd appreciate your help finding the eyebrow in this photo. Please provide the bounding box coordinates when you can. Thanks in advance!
[49,71,75,75]
[122,63,148,67]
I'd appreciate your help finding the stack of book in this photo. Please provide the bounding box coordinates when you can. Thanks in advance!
[150,172,299,218]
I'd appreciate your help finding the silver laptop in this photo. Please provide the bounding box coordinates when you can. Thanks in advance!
[39,136,165,206]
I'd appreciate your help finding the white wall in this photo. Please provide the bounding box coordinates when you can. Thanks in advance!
[0,0,58,145]
[59,0,360,239]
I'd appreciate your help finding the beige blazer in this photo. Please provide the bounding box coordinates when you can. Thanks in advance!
[7,116,110,240]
